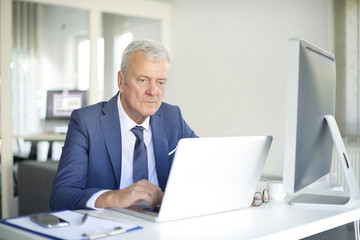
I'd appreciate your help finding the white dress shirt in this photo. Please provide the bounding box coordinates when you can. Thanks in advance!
[86,94,159,209]
[118,95,159,189]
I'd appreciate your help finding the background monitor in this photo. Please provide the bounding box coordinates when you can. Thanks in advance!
[283,38,359,206]
[46,90,87,120]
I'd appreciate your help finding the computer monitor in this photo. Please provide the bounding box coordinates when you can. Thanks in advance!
[46,90,88,120]
[283,38,359,206]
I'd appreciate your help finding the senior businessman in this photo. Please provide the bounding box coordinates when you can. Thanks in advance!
[50,39,197,210]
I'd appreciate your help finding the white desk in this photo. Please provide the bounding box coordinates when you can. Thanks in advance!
[20,134,66,142]
[1,200,360,240]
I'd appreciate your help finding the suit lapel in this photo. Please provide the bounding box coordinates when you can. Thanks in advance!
[150,110,170,191]
[100,94,122,188]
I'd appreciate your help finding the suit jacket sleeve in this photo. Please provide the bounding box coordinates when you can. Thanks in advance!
[49,105,111,211]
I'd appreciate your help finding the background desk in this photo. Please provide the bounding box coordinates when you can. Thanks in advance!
[1,200,360,240]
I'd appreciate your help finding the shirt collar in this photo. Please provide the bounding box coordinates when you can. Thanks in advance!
[117,94,150,133]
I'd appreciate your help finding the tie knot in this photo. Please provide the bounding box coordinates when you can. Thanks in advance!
[131,126,145,140]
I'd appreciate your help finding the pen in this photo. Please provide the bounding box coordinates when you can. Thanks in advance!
[81,213,89,224]
[108,227,126,235]
[82,227,125,239]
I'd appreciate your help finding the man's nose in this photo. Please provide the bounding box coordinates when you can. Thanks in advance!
[146,81,158,95]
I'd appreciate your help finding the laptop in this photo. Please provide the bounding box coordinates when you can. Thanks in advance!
[111,136,273,222]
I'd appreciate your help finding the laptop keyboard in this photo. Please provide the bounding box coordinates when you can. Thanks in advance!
[143,206,161,213]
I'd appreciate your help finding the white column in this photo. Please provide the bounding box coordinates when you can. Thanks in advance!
[1,0,17,218]
[88,9,101,105]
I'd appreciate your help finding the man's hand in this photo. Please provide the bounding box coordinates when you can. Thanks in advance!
[95,180,163,208]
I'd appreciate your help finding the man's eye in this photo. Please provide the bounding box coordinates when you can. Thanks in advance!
[158,81,166,86]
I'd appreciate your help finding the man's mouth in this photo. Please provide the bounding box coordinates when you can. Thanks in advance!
[144,100,157,104]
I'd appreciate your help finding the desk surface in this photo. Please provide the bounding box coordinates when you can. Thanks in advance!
[1,200,360,240]
[19,133,66,142]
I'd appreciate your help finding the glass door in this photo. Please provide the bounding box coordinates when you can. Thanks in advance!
[12,2,89,162]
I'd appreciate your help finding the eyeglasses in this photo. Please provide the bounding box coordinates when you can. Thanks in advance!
[252,189,269,207]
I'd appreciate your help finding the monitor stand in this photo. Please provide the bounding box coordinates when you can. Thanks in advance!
[289,115,360,207]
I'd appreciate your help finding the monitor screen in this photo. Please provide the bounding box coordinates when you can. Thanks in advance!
[46,90,88,120]
[283,38,336,194]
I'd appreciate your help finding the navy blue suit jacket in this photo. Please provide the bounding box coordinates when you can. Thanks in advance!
[50,93,196,210]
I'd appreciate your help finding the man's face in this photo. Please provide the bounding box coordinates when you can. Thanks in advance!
[118,51,168,124]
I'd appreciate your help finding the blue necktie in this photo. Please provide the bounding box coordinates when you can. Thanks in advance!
[131,126,148,183]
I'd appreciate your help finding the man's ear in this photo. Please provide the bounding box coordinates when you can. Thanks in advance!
[118,71,124,92]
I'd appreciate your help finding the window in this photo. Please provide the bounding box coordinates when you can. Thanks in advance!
[334,0,360,142]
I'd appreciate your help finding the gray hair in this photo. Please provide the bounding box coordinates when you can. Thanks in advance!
[121,39,170,78]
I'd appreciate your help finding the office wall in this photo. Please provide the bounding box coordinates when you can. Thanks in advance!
[164,0,334,177]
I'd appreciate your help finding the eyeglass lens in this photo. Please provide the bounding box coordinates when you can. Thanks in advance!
[252,189,269,206]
